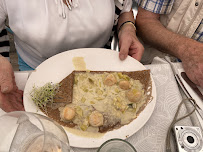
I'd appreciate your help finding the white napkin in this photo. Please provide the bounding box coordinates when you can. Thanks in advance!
[14,71,30,91]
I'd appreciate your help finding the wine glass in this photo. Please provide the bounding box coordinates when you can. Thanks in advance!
[0,111,71,152]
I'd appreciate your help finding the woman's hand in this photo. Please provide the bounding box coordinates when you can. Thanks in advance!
[0,56,24,112]
[118,24,144,61]
[0,87,24,112]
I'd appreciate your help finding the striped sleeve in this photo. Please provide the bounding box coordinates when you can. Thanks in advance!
[104,0,124,49]
[0,28,10,60]
[192,19,203,43]
[134,0,174,14]
[105,0,133,49]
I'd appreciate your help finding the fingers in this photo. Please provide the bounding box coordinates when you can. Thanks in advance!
[119,43,144,61]
[0,89,24,112]
[183,63,203,88]
[0,55,24,112]
[0,57,14,93]
[197,64,203,88]
[118,28,144,61]
[130,52,143,61]
[198,79,203,88]
[10,87,24,111]
[0,102,16,112]
[195,67,203,88]
[129,44,144,61]
[0,92,16,112]
[187,73,203,88]
[119,38,132,61]
[0,71,14,93]
[9,93,25,111]
[119,39,144,61]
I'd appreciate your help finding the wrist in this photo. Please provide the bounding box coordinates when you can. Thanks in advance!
[118,22,136,39]
[118,21,136,33]
[175,38,202,60]
[166,34,190,59]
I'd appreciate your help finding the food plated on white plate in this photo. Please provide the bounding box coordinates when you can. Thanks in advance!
[30,70,152,133]
[23,48,156,148]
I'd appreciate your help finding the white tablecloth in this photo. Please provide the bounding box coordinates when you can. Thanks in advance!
[0,57,201,152]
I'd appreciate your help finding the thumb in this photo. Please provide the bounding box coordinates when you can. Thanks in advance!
[0,71,14,93]
[0,56,14,93]
[119,39,132,61]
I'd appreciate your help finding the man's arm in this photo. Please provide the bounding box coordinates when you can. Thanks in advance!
[136,7,203,88]
[136,7,203,58]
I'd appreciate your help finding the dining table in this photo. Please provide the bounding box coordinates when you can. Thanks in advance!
[0,56,202,152]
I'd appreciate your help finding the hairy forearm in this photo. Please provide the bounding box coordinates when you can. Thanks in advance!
[136,8,202,59]
[136,18,177,55]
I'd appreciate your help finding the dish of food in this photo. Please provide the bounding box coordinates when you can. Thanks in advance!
[24,48,156,148]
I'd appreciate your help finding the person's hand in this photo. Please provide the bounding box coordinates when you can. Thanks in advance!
[178,40,203,88]
[118,24,144,61]
[0,86,24,112]
[0,55,24,112]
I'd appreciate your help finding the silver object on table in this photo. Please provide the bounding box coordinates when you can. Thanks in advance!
[165,56,203,120]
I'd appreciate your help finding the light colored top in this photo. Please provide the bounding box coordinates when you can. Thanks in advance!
[0,0,132,68]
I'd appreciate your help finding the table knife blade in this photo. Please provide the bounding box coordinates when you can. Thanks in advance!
[181,72,203,100]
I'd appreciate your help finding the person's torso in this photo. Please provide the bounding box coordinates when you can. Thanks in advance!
[6,0,115,68]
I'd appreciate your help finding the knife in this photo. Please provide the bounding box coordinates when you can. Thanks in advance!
[181,72,203,100]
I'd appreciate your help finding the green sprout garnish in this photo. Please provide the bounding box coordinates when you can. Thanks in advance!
[30,82,60,110]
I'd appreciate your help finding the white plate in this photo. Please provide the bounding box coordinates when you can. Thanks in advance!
[24,48,156,148]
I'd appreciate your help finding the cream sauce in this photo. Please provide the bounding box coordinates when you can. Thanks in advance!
[64,127,105,138]
[61,72,147,133]
[72,57,86,70]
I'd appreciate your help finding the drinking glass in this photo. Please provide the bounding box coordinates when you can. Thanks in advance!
[97,138,137,152]
[0,111,71,152]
